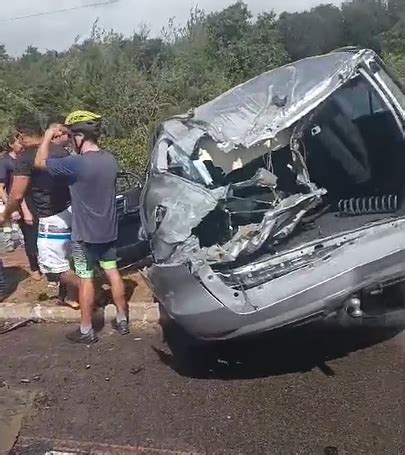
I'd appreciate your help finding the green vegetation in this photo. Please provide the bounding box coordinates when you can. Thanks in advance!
[0,0,404,173]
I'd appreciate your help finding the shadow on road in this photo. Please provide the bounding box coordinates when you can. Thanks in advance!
[153,322,403,380]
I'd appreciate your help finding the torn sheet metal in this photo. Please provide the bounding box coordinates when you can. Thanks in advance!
[142,172,228,245]
[232,168,278,190]
[156,49,376,155]
[202,189,326,263]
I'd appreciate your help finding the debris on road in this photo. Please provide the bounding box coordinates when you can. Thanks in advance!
[0,319,39,335]
[19,376,41,384]
[324,446,339,455]
[130,366,144,376]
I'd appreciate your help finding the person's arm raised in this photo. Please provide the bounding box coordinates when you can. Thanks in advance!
[36,126,81,181]
[34,127,58,170]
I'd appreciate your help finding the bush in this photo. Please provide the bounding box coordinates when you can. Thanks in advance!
[102,133,150,175]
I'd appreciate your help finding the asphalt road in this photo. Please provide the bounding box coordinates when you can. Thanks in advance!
[0,322,403,454]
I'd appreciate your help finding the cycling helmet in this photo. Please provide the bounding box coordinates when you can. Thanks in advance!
[64,110,103,141]
[65,110,102,126]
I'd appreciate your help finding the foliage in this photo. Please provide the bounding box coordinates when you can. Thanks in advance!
[278,4,345,60]
[103,134,150,173]
[0,0,404,172]
[341,0,392,52]
[382,21,405,85]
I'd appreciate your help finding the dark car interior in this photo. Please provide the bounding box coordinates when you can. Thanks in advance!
[269,75,405,254]
[305,76,405,202]
[116,171,149,266]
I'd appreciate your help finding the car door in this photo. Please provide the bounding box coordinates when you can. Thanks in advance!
[116,171,150,267]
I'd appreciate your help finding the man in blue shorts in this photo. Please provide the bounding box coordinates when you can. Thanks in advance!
[35,111,129,344]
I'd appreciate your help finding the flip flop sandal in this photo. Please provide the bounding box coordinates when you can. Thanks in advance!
[57,300,80,310]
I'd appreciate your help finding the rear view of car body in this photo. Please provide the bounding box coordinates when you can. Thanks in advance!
[140,48,405,341]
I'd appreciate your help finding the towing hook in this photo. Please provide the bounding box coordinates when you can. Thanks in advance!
[345,295,363,318]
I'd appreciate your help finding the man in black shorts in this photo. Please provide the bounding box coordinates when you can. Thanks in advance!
[35,111,129,344]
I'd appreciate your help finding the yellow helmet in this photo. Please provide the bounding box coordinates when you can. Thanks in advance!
[64,110,102,126]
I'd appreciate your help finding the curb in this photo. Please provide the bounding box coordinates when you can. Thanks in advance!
[0,300,160,325]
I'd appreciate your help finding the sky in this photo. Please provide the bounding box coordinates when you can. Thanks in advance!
[0,0,342,56]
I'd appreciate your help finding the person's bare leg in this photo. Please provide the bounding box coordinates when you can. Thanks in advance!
[104,269,127,318]
[60,270,80,289]
[79,278,96,332]
[59,270,80,309]
[29,267,42,281]
[19,221,41,280]
[104,269,129,334]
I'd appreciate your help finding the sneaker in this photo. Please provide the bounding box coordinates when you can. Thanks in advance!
[115,320,130,336]
[66,328,98,345]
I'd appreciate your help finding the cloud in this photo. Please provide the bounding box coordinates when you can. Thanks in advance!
[0,0,342,55]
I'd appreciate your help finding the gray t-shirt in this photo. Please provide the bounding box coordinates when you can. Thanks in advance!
[47,150,118,243]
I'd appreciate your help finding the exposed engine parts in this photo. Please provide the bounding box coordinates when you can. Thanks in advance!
[337,195,398,216]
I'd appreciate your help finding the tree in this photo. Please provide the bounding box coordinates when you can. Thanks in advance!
[206,3,287,83]
[20,45,43,64]
[0,45,9,64]
[207,2,252,48]
[341,0,391,52]
[278,4,344,60]
[382,22,405,84]
[387,0,405,22]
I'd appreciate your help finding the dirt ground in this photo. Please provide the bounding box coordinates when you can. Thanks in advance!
[1,247,152,306]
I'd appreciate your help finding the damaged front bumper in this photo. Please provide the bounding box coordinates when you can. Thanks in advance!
[147,218,405,340]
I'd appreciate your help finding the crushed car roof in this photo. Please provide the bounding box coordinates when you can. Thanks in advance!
[158,49,377,153]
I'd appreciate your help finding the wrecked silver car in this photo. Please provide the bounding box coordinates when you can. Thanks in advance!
[140,48,405,340]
